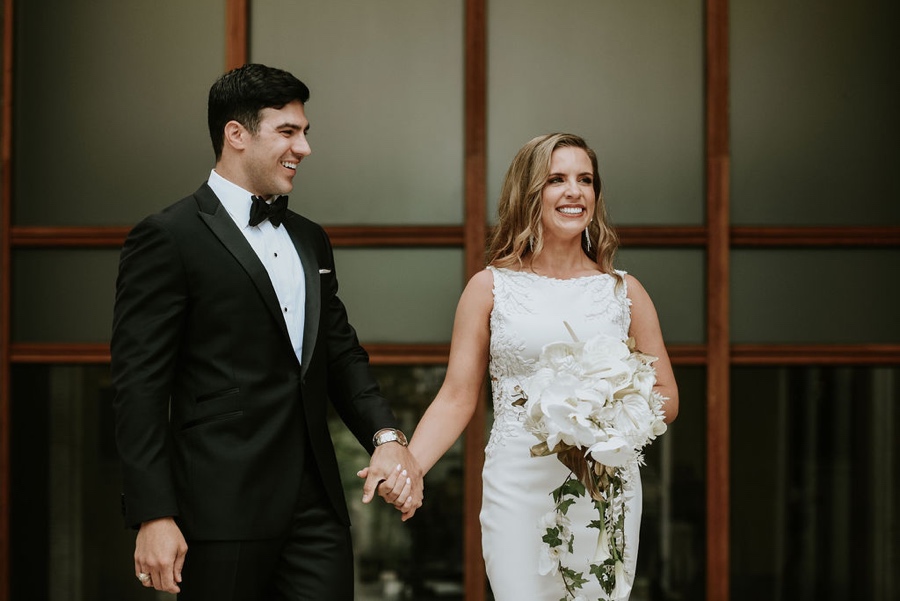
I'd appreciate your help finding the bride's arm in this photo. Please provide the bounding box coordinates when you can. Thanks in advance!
[408,269,494,475]
[625,274,679,423]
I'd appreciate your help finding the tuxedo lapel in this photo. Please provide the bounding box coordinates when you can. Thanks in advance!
[283,213,320,378]
[193,185,292,345]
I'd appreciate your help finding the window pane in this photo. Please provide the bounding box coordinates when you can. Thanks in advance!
[731,1,900,225]
[12,250,118,343]
[250,0,464,225]
[331,365,463,600]
[617,249,706,344]
[334,248,463,344]
[488,0,705,226]
[12,248,464,345]
[637,366,707,600]
[731,367,899,600]
[10,364,459,601]
[10,365,157,600]
[14,0,223,226]
[731,249,900,343]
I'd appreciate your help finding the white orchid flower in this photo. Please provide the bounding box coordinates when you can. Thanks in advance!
[587,437,631,467]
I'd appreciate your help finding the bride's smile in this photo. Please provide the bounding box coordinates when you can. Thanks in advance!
[541,146,596,240]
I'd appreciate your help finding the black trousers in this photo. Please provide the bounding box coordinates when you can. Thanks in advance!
[177,467,354,601]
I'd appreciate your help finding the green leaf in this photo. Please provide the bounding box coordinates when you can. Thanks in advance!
[558,498,577,515]
[560,566,589,588]
[590,562,616,595]
[551,480,570,503]
[561,478,586,498]
[542,527,562,547]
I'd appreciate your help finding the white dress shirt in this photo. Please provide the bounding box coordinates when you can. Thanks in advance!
[207,169,306,365]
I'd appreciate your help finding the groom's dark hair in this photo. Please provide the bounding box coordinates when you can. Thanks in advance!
[208,63,310,160]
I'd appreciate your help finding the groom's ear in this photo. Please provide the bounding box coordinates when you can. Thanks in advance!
[223,120,248,152]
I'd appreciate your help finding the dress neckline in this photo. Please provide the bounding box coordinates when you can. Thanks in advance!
[491,265,615,283]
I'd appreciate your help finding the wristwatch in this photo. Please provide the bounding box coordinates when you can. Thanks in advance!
[373,428,408,447]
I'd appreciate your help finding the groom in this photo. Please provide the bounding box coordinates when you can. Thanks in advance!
[111,63,421,599]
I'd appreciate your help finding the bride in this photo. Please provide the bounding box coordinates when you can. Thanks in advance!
[378,133,678,600]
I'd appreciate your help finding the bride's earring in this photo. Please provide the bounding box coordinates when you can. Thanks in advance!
[529,235,535,252]
[584,227,591,252]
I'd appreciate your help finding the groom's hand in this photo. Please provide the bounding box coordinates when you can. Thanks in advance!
[134,516,188,593]
[359,444,424,521]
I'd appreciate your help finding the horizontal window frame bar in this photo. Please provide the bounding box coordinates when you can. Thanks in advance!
[9,342,899,366]
[10,225,899,249]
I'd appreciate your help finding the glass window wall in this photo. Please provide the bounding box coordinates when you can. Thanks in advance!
[731,366,898,601]
[9,363,459,601]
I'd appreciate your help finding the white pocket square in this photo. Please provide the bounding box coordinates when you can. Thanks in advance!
[318,268,332,274]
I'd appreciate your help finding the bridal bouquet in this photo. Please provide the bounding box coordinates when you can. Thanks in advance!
[512,323,668,600]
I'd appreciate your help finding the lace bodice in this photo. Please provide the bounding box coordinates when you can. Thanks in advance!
[486,266,632,456]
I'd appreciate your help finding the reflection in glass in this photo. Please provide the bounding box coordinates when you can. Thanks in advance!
[10,365,156,600]
[332,365,463,600]
[9,364,460,601]
[10,361,704,600]
[731,367,898,600]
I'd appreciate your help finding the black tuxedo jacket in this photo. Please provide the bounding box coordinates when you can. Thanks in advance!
[111,183,398,540]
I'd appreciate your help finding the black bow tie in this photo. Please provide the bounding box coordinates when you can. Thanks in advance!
[248,195,288,228]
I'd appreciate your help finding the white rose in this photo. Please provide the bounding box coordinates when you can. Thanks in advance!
[538,510,557,530]
[523,368,556,404]
[631,363,657,398]
[583,374,616,405]
[580,335,633,380]
[539,341,583,375]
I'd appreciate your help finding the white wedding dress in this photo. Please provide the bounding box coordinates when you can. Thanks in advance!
[481,267,643,601]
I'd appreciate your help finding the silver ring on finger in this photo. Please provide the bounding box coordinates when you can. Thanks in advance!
[137,572,151,584]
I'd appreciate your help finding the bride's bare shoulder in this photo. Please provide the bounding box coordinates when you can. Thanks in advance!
[464,269,495,299]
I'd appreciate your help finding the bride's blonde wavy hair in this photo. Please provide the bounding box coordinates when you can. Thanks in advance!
[487,133,620,280]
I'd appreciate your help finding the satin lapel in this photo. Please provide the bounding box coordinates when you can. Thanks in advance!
[283,214,320,378]
[194,185,292,344]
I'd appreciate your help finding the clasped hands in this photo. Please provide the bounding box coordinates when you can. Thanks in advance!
[358,443,423,521]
